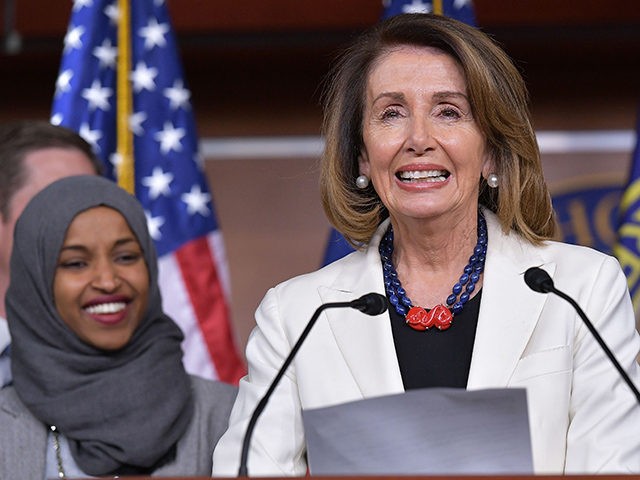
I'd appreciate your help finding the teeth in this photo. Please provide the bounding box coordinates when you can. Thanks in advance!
[398,170,447,182]
[85,302,126,315]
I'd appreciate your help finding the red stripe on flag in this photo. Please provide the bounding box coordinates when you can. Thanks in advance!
[175,236,246,384]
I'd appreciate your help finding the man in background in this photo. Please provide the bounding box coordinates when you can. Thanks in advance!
[0,121,102,387]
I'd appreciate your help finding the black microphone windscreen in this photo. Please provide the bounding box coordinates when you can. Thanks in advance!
[524,267,554,293]
[350,293,388,315]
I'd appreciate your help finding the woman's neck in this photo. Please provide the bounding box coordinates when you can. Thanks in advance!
[389,210,481,308]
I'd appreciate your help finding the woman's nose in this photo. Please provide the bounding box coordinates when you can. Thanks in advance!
[406,117,434,154]
[91,263,121,291]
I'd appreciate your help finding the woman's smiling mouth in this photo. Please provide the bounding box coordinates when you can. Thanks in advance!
[396,169,450,183]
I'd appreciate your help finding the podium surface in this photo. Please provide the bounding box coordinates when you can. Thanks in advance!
[111,476,640,480]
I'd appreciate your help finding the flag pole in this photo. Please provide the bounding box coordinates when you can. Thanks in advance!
[117,0,134,194]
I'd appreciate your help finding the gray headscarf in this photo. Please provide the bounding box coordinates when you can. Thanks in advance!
[7,175,193,476]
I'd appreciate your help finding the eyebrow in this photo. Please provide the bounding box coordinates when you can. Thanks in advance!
[371,91,406,104]
[432,91,469,102]
[59,237,139,253]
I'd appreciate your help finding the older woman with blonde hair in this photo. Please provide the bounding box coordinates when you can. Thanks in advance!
[213,13,640,475]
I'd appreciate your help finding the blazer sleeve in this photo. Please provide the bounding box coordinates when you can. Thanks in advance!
[0,387,48,479]
[212,287,307,476]
[564,255,640,473]
[155,376,237,477]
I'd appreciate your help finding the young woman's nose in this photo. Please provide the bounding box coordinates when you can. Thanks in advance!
[91,262,121,291]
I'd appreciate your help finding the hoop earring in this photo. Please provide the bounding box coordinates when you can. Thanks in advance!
[486,173,499,189]
[356,174,370,189]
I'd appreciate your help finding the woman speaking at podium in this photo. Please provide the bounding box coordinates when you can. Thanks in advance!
[213,13,640,475]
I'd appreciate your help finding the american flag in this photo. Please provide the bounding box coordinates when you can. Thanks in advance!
[322,0,476,266]
[51,0,245,383]
[382,0,475,24]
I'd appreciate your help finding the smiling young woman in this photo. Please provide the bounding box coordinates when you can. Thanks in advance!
[53,206,150,351]
[0,175,236,478]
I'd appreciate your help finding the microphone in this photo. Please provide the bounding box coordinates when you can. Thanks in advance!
[524,267,640,405]
[238,292,388,476]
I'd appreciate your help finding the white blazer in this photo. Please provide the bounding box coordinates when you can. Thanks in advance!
[213,211,640,476]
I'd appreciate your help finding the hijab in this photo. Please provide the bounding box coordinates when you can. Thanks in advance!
[7,175,193,476]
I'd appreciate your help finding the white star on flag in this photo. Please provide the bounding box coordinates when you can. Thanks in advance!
[145,211,165,241]
[139,17,170,50]
[130,61,158,92]
[104,3,119,24]
[93,38,117,69]
[81,79,113,111]
[154,121,185,154]
[163,80,191,110]
[55,69,74,96]
[72,0,93,11]
[182,185,211,216]
[64,25,85,52]
[129,111,147,136]
[79,122,102,151]
[402,0,431,13]
[109,152,123,168]
[142,167,174,199]
[454,0,471,8]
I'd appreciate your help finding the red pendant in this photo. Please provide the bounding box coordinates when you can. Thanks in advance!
[430,304,453,330]
[406,306,432,331]
[405,304,453,331]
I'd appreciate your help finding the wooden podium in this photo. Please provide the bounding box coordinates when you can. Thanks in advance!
[110,476,640,479]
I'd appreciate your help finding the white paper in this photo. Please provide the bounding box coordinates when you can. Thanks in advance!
[302,388,533,475]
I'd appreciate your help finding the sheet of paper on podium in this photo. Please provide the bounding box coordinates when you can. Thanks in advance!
[302,388,533,475]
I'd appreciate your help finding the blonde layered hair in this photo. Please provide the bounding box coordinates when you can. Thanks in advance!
[320,13,555,246]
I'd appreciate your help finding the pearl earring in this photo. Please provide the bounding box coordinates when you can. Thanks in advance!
[486,173,499,189]
[356,174,370,189]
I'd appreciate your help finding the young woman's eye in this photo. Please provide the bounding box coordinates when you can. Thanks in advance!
[58,259,87,270]
[115,252,142,264]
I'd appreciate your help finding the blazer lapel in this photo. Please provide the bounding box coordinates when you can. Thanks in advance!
[467,212,555,389]
[319,220,405,398]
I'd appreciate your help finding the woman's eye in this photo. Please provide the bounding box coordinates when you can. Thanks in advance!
[438,106,462,119]
[380,107,402,121]
[116,252,142,264]
[58,260,87,269]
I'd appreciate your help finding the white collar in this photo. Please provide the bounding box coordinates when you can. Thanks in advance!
[0,317,10,353]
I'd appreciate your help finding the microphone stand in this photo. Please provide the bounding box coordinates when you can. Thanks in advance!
[525,267,640,404]
[238,296,386,477]
[549,285,640,404]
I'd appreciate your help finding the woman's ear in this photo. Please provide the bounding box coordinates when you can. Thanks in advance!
[358,151,370,177]
[481,153,496,180]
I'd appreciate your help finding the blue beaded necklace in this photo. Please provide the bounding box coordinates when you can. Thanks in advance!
[379,211,487,331]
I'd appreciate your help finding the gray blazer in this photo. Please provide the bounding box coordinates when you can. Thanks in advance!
[0,375,237,478]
